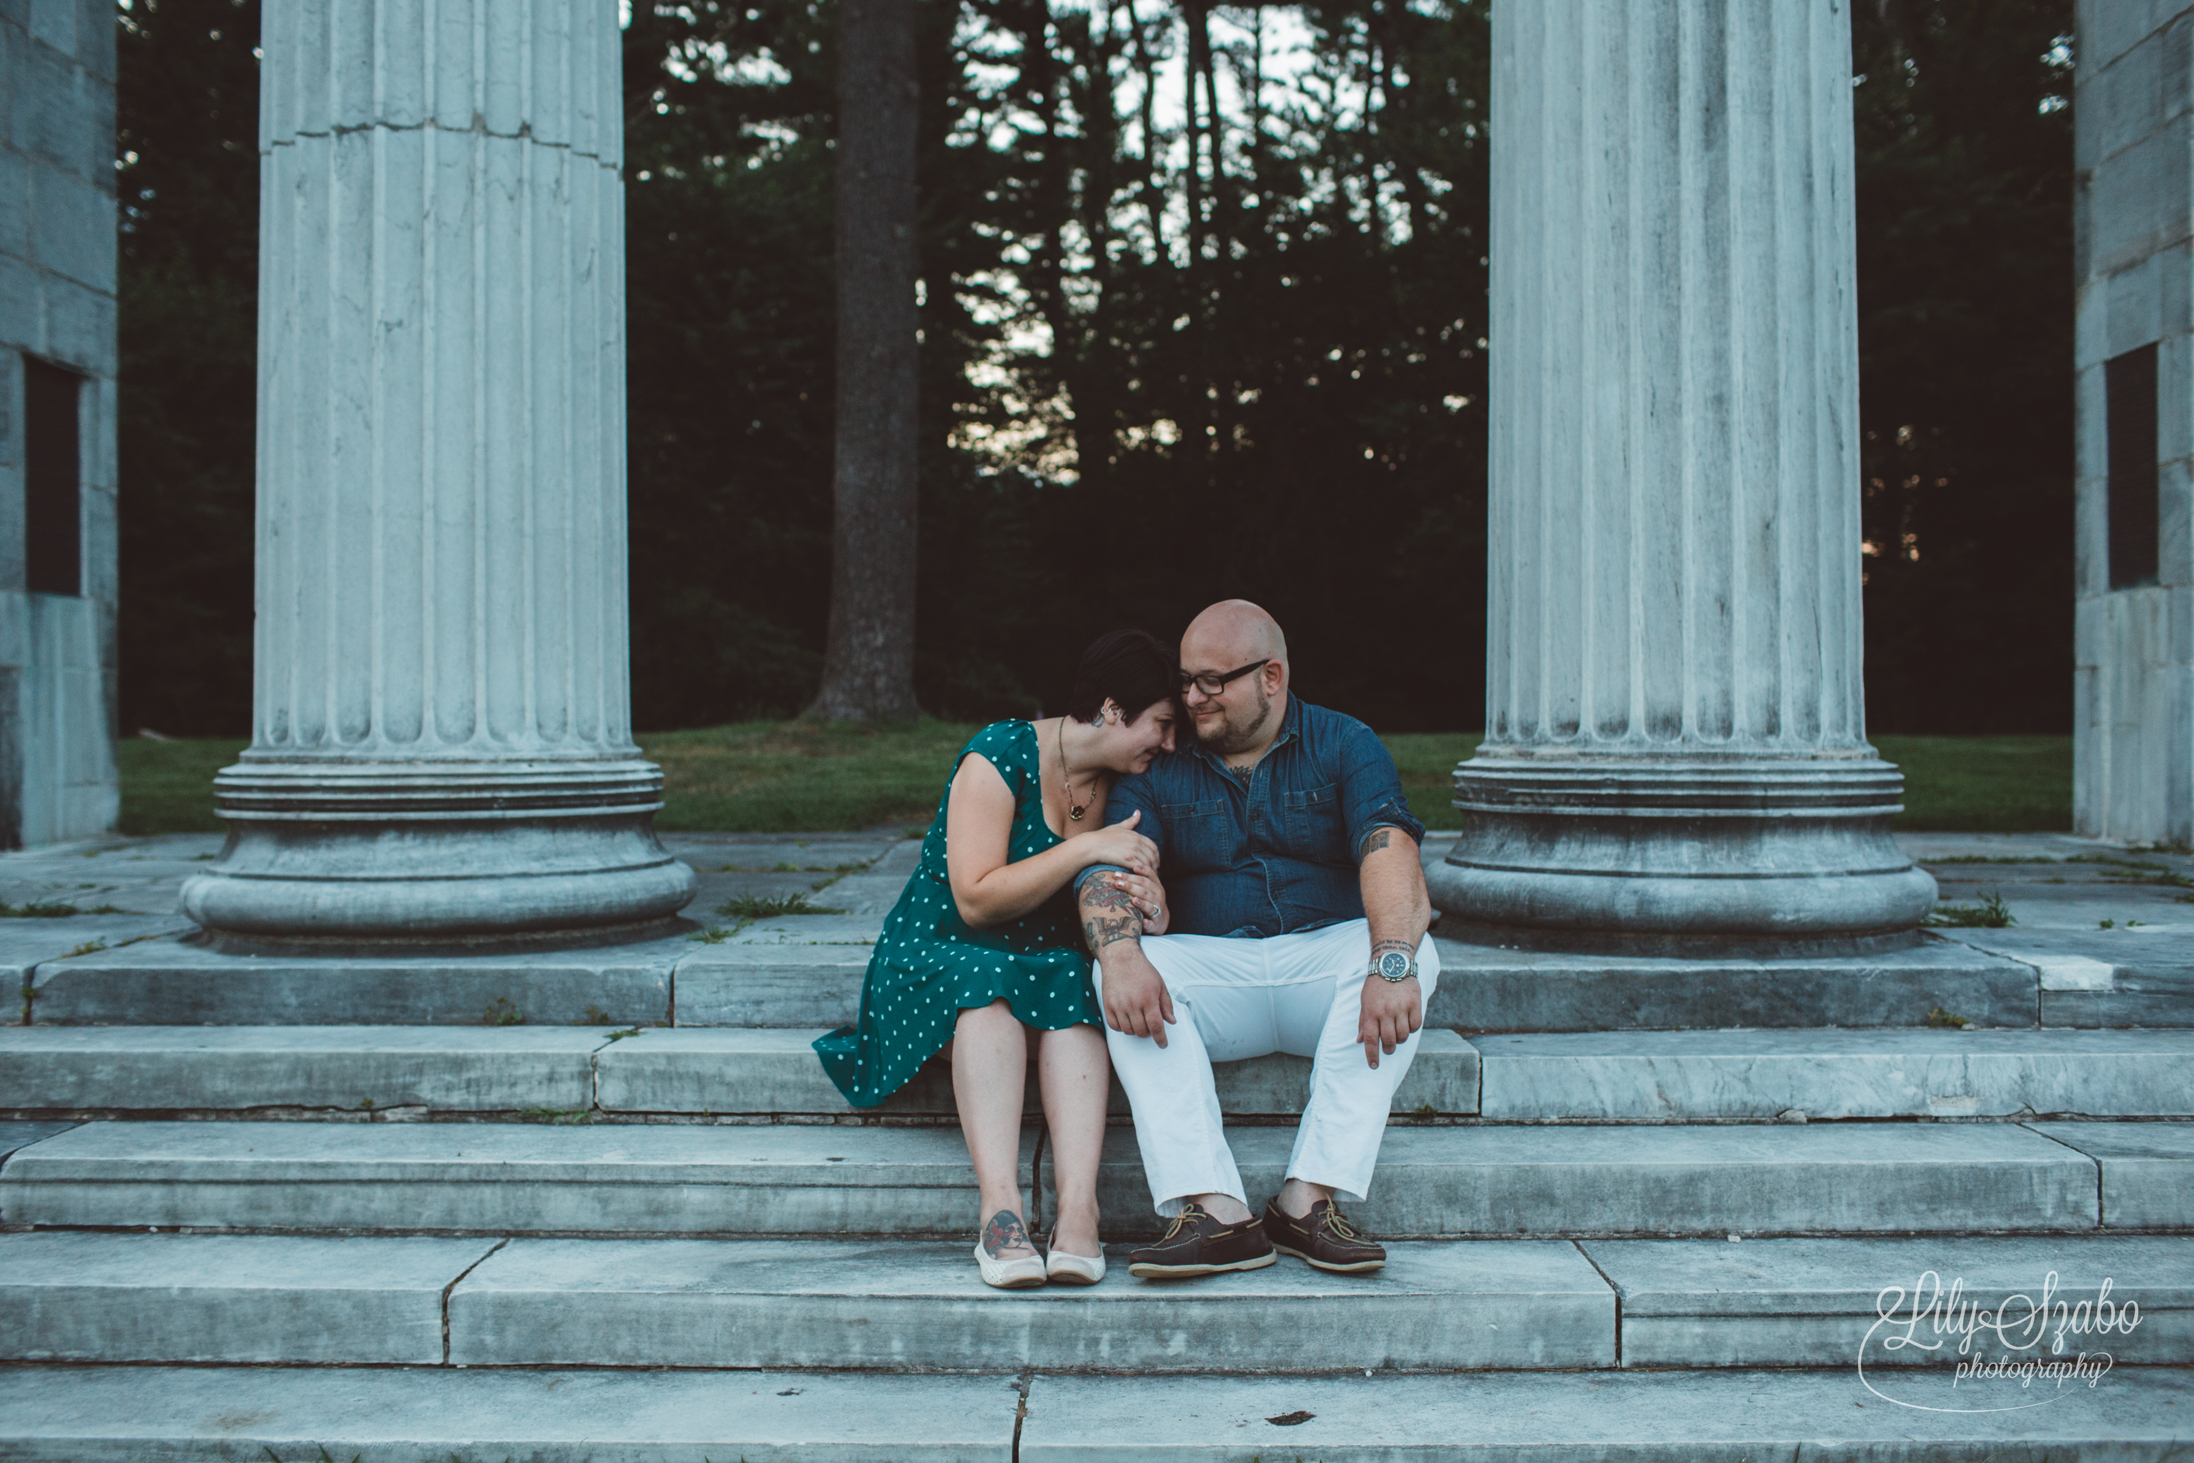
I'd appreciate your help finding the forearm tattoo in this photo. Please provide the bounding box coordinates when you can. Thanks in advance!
[1079,880,1142,952]
[1358,827,1392,861]
[1372,938,1415,960]
[982,1210,1030,1256]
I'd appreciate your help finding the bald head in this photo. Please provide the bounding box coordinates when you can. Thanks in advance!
[1181,600,1288,674]
[1180,601,1290,759]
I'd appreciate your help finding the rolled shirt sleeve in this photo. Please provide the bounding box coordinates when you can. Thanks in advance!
[1335,718,1425,856]
[1071,771,1165,894]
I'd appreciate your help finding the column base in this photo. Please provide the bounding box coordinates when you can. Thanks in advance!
[178,758,699,943]
[1426,754,1938,957]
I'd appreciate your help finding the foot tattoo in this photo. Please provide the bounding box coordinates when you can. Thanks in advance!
[981,1210,1032,1257]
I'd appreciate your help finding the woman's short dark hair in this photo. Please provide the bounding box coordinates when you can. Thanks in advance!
[1065,629,1178,725]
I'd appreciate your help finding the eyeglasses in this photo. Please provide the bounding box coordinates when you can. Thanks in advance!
[1179,659,1272,696]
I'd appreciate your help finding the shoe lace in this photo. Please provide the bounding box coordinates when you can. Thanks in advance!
[1157,1205,1205,1243]
[1320,1206,1361,1240]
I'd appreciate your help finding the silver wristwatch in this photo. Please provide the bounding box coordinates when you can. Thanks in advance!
[1370,949,1418,983]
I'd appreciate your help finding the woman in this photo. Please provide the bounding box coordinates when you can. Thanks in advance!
[814,630,1179,1289]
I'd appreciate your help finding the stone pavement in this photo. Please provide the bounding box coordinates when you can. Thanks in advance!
[4,830,918,1027]
[0,827,916,922]
[10,826,2186,944]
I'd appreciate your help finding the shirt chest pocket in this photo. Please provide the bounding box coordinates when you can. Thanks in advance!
[1278,781,1346,862]
[1160,798,1236,872]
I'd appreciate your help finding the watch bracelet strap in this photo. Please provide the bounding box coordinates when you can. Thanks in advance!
[1371,951,1417,981]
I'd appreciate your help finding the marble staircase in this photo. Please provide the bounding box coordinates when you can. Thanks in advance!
[0,830,2189,1457]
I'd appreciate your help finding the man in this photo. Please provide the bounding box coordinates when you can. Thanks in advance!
[1076,599,1437,1278]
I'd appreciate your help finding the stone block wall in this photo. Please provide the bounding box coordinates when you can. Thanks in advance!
[0,0,120,847]
[2074,2,2194,846]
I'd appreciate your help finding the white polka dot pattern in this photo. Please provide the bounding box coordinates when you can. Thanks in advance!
[814,721,1099,1107]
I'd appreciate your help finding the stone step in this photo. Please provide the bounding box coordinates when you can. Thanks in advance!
[1430,933,2053,1031]
[1931,925,2194,1028]
[1578,1233,2194,1368]
[27,928,2103,1032]
[2031,1122,2194,1229]
[1014,1368,2194,1459]
[3,1363,2190,1460]
[0,1231,1614,1372]
[0,1231,500,1364]
[9,1230,2191,1373]
[0,1365,1019,1461]
[1,915,193,1024]
[0,1026,1479,1117]
[13,842,924,1030]
[26,933,689,1027]
[597,1027,1479,1117]
[0,1025,613,1114]
[1474,1027,2194,1120]
[449,1235,1610,1371]
[674,941,878,1026]
[12,1025,2193,1123]
[0,1119,2154,1238]
[0,1125,68,1164]
[672,931,2061,1032]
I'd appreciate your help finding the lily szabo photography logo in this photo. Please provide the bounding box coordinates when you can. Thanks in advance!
[1859,1269,2141,1412]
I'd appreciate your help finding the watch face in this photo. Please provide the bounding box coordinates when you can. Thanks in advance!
[1378,950,1411,980]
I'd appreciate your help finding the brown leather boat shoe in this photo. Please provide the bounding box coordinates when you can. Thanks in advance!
[1263,1197,1387,1273]
[1125,1203,1277,1279]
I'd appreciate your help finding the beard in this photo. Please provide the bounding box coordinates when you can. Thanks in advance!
[1194,683,1273,756]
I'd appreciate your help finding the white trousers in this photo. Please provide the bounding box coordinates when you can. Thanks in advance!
[1093,918,1440,1216]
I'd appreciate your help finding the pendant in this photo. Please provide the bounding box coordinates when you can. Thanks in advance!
[1069,805,1086,822]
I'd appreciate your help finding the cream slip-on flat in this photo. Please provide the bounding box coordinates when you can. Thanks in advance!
[973,1241,1048,1290]
[1044,1243,1106,1286]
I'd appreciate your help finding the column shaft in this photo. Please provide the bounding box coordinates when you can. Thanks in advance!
[1431,0,1934,952]
[182,0,694,941]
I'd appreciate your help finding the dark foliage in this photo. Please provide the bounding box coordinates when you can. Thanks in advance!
[110,0,2075,739]
[113,0,259,736]
[1853,0,2076,732]
[982,0,1496,731]
[619,1,839,726]
[625,0,1493,728]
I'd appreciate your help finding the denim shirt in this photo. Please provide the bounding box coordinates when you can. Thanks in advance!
[1075,696,1425,938]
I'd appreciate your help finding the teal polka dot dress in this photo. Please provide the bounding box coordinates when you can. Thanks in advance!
[815,720,1101,1109]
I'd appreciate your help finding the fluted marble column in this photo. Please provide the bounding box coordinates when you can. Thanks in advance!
[181,0,696,941]
[1428,0,1935,952]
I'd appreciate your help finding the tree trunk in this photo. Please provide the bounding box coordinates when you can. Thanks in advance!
[807,0,921,723]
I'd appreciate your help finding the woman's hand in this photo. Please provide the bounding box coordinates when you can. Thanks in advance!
[1080,809,1160,874]
[1102,868,1171,935]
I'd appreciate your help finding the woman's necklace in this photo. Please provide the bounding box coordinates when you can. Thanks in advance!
[1056,719,1101,822]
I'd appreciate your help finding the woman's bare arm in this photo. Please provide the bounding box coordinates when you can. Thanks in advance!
[945,754,1159,928]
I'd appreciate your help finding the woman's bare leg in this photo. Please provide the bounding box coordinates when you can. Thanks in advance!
[951,999,1035,1257]
[1037,1022,1110,1257]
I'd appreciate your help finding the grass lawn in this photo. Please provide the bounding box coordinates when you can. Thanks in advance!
[645,720,976,831]
[1371,733,2073,833]
[117,725,2075,837]
[117,737,248,835]
[1868,734,2073,833]
[1382,733,1481,832]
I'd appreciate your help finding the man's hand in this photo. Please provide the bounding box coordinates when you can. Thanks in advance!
[1080,872,1176,1045]
[1358,970,1422,1069]
[1100,941,1177,1046]
[1355,823,1430,1070]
